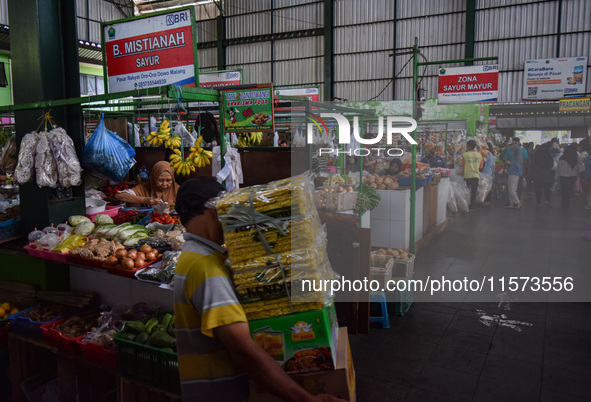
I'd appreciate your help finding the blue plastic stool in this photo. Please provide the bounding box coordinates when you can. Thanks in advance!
[369,292,390,328]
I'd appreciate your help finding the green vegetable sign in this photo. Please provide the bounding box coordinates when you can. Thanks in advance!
[222,85,274,132]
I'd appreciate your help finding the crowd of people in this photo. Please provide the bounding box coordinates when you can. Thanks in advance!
[480,136,590,211]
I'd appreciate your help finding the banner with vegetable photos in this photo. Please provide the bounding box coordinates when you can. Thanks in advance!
[222,85,275,132]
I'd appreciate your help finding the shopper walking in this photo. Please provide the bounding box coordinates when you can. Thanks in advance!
[481,143,496,206]
[460,139,483,212]
[503,137,528,209]
[557,144,584,209]
[532,142,554,207]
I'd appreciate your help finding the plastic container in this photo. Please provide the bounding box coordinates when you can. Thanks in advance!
[56,223,72,240]
[38,233,60,251]
[398,177,427,188]
[86,198,106,215]
[314,191,357,211]
[369,258,394,290]
[24,245,70,264]
[8,306,79,339]
[0,218,21,240]
[77,339,119,371]
[102,255,163,278]
[40,317,85,355]
[28,228,44,248]
[388,275,414,316]
[391,254,415,277]
[42,224,59,236]
[86,205,120,222]
[114,331,180,394]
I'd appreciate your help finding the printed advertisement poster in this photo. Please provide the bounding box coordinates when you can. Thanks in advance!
[103,8,197,93]
[222,85,274,132]
[438,65,499,104]
[199,70,242,88]
[274,86,320,111]
[523,57,588,100]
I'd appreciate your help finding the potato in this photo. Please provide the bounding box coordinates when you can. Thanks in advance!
[377,184,386,190]
[383,177,393,185]
[392,249,400,256]
[377,249,386,255]
[387,183,399,190]
[369,182,378,188]
[400,252,409,260]
[386,248,395,256]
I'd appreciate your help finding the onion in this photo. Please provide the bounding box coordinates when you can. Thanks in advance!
[127,249,138,260]
[140,244,152,254]
[136,252,146,260]
[122,257,135,270]
[106,256,118,266]
[145,251,156,262]
[134,258,145,268]
[114,249,127,260]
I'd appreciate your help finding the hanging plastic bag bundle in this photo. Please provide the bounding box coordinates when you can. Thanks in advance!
[82,114,136,183]
[35,133,58,188]
[48,127,83,187]
[14,132,38,184]
[1,135,17,172]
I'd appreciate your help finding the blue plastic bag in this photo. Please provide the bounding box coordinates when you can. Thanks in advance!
[82,114,136,183]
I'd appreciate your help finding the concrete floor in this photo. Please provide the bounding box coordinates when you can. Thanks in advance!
[351,190,591,401]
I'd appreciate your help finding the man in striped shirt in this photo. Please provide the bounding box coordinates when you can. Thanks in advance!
[174,177,345,402]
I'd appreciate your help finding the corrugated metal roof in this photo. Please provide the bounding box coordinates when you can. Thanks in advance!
[226,42,272,64]
[397,13,465,48]
[226,62,272,84]
[274,57,323,87]
[335,22,394,54]
[78,45,103,64]
[197,47,217,69]
[273,3,323,33]
[335,0,394,26]
[274,36,323,60]
[335,52,393,81]
[561,0,591,32]
[398,0,466,19]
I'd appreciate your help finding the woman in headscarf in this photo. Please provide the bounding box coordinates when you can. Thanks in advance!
[378,158,402,176]
[116,161,180,209]
[532,142,554,208]
[556,144,583,209]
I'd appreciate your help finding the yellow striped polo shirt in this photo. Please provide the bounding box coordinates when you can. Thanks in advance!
[174,233,249,402]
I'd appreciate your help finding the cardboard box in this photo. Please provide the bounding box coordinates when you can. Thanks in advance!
[250,327,356,401]
[249,304,338,374]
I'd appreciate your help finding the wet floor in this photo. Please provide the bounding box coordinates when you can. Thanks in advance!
[351,190,591,401]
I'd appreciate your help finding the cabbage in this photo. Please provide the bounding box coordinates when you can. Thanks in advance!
[95,214,114,225]
[69,215,91,227]
[74,221,95,236]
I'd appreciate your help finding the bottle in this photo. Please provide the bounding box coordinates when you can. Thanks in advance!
[42,224,59,236]
[139,164,149,181]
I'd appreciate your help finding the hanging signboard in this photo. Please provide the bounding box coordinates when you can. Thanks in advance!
[438,65,499,104]
[222,85,274,132]
[559,97,590,112]
[523,57,588,100]
[102,7,198,94]
[274,86,321,111]
[199,70,242,88]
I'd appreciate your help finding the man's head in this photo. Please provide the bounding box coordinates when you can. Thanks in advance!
[512,137,521,146]
[176,177,226,226]
[467,140,476,150]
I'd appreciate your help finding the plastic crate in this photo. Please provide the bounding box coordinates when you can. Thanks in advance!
[8,306,80,339]
[370,253,394,268]
[391,254,415,277]
[369,258,394,290]
[40,317,85,355]
[314,190,357,211]
[86,205,120,222]
[103,255,163,278]
[0,218,20,240]
[68,254,107,269]
[24,245,70,264]
[398,177,427,188]
[114,331,180,394]
[388,275,414,316]
[77,339,119,371]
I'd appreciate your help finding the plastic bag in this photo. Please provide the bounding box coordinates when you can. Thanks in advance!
[174,121,195,147]
[14,132,38,184]
[35,133,58,188]
[0,135,17,172]
[82,114,136,183]
[449,181,470,213]
[194,112,220,144]
[48,127,82,187]
[476,173,493,204]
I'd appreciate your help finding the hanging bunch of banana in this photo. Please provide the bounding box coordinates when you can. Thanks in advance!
[237,132,263,147]
[188,136,213,168]
[146,119,171,147]
[169,149,195,176]
[164,134,182,150]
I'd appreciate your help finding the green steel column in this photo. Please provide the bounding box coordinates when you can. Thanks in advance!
[465,0,476,65]
[9,0,85,234]
[410,39,418,254]
[324,0,334,101]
